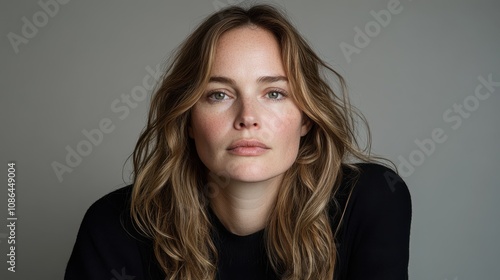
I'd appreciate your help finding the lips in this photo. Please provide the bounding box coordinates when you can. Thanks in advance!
[227,139,269,150]
[227,139,270,156]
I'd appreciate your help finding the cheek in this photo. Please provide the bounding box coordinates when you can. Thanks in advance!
[271,110,304,151]
[273,108,304,137]
[191,110,225,147]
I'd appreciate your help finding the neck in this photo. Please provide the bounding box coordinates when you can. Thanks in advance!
[209,175,282,236]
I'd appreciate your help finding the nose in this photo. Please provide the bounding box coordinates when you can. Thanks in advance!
[234,97,260,130]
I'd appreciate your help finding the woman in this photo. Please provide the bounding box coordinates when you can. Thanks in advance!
[65,4,411,280]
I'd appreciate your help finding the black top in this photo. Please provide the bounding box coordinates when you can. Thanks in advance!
[65,163,411,280]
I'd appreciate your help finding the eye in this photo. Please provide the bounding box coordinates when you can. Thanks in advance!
[208,91,228,101]
[266,90,286,100]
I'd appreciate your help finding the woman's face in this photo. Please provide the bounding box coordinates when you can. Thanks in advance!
[189,26,310,184]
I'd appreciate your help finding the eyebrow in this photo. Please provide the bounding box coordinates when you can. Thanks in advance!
[208,75,288,85]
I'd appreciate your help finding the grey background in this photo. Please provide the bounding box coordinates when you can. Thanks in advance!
[1,0,499,279]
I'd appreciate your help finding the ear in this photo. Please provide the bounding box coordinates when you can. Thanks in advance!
[300,115,312,136]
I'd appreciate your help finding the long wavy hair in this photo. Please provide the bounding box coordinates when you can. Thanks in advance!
[131,4,387,280]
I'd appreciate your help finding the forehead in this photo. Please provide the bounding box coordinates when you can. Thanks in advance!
[217,25,278,48]
[211,26,285,76]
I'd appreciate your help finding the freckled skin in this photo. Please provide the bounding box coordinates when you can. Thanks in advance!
[189,26,310,184]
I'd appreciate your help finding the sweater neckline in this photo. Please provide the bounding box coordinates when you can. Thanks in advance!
[208,205,265,241]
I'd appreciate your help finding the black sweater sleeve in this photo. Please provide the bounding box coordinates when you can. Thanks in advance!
[64,186,147,280]
[336,163,412,280]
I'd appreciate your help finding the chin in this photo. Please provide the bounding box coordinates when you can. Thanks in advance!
[228,170,284,184]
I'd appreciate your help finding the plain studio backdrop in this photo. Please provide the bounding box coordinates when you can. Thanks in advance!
[1,0,499,279]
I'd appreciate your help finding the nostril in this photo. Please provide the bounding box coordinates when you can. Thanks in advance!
[235,114,259,129]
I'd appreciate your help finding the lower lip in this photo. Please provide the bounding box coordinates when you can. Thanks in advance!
[228,147,269,156]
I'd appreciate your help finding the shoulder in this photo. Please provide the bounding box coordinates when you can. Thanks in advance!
[65,184,150,279]
[340,162,411,212]
[333,163,412,279]
[75,184,147,251]
[80,184,134,234]
[85,184,134,216]
[333,162,412,237]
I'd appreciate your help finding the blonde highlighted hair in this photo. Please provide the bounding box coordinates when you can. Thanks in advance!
[131,4,388,279]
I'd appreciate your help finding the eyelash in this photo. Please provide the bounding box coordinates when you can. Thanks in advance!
[266,89,287,101]
[206,89,288,103]
[207,91,229,102]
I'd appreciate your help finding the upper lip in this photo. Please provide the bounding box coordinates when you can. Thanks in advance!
[227,139,270,150]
